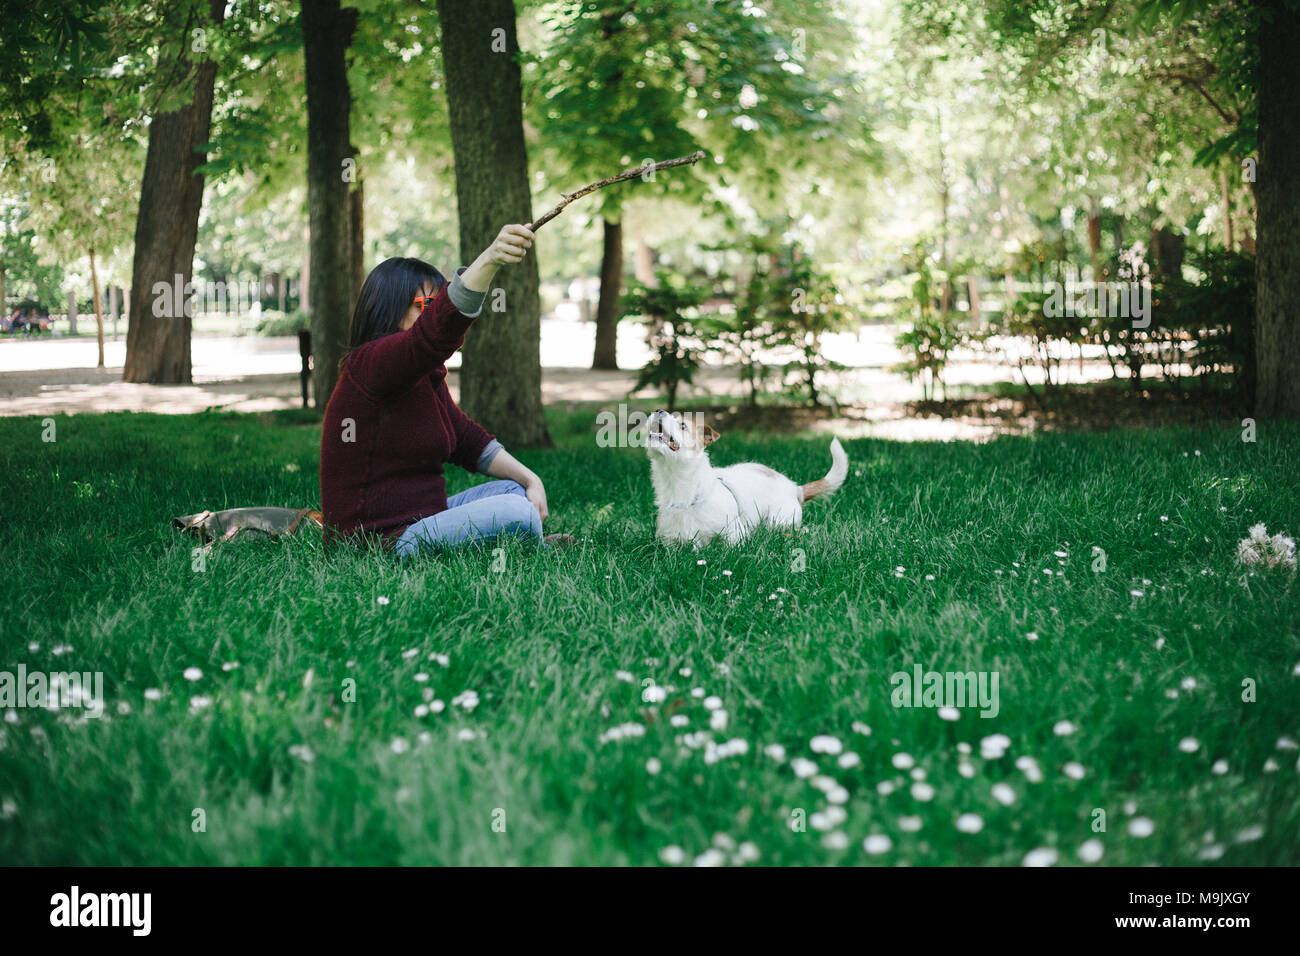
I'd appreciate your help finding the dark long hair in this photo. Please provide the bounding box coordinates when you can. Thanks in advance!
[346,257,446,350]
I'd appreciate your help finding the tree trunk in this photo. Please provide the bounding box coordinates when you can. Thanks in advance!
[67,290,77,335]
[1148,226,1185,282]
[436,0,551,448]
[123,0,224,383]
[349,178,365,310]
[300,233,310,313]
[1087,206,1103,281]
[301,0,357,409]
[1221,167,1234,251]
[592,217,622,370]
[1255,0,1300,417]
[634,231,655,284]
[89,246,105,368]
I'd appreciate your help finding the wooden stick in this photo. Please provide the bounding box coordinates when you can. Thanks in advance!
[528,151,707,232]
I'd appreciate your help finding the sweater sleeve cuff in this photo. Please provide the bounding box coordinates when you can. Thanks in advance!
[476,438,504,474]
[448,266,488,318]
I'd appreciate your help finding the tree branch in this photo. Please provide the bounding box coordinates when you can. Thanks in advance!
[528,151,707,231]
[1151,70,1240,127]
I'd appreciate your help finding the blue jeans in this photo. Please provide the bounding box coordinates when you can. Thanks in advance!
[393,480,541,557]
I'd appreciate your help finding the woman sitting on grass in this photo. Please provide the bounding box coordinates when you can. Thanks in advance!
[320,222,561,556]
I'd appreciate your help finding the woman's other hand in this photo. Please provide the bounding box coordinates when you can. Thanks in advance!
[524,476,549,522]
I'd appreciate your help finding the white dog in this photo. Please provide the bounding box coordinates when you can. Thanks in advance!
[645,409,848,547]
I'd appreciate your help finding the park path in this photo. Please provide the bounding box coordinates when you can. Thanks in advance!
[0,318,1130,440]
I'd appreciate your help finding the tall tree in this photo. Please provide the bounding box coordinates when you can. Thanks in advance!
[301,0,359,408]
[1254,0,1300,417]
[123,0,226,383]
[531,0,853,370]
[436,0,550,447]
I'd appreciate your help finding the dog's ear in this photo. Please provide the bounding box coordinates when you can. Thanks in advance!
[700,424,721,446]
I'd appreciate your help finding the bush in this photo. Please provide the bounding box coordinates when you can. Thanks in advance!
[255,309,311,337]
[623,272,710,410]
[893,245,965,402]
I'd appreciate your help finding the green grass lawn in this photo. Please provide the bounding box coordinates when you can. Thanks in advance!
[1,407,1297,865]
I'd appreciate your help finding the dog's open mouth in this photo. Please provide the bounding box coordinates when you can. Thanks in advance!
[648,429,679,452]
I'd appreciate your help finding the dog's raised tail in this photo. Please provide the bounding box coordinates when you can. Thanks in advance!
[800,437,848,502]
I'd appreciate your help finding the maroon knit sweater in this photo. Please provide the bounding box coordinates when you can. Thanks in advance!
[319,285,494,545]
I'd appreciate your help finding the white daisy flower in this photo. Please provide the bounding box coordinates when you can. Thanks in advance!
[1022,847,1058,867]
[980,734,1011,759]
[822,831,850,850]
[659,845,686,865]
[790,757,818,778]
[1178,737,1200,753]
[1015,756,1044,783]
[600,722,646,743]
[810,735,843,755]
[955,813,984,834]
[863,834,892,855]
[991,783,1016,806]
[891,752,915,770]
[183,667,202,682]
[1077,839,1104,863]
[1127,817,1154,837]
